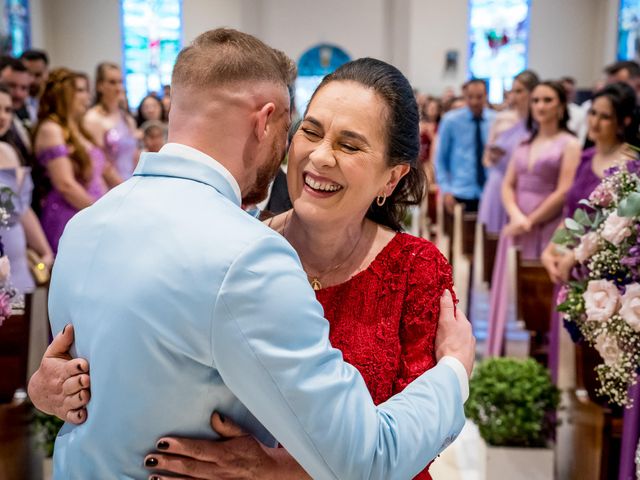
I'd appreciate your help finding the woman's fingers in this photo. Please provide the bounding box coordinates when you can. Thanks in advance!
[62,373,90,395]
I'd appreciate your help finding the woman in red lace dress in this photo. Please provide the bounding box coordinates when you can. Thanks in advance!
[29,58,458,480]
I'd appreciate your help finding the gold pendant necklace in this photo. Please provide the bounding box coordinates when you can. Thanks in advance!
[282,211,365,291]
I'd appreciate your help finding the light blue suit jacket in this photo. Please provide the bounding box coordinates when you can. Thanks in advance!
[49,150,465,479]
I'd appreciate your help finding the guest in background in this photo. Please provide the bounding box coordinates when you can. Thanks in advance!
[34,68,122,253]
[486,80,581,357]
[161,84,171,115]
[562,76,588,144]
[135,94,166,128]
[140,120,166,153]
[20,49,49,124]
[0,57,33,162]
[0,84,53,291]
[435,79,495,213]
[419,96,442,187]
[83,62,138,179]
[442,95,464,113]
[478,70,539,234]
[605,60,640,97]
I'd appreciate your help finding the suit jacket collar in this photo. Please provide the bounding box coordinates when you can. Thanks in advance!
[133,152,242,207]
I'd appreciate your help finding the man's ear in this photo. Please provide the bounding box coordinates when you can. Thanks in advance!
[254,102,276,141]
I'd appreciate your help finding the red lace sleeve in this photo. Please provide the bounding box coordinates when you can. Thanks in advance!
[393,240,455,394]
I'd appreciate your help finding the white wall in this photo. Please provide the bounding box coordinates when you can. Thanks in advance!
[28,0,621,95]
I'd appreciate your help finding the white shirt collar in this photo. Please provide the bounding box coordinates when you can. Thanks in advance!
[159,143,242,204]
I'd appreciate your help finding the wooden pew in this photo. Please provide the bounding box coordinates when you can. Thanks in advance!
[480,224,499,286]
[0,295,32,403]
[515,251,554,367]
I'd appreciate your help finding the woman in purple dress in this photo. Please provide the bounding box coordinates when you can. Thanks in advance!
[33,68,122,253]
[84,62,139,179]
[486,81,581,357]
[478,70,539,234]
[0,85,53,292]
[541,82,640,480]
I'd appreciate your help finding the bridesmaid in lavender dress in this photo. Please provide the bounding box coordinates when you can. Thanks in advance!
[34,68,122,253]
[540,82,640,480]
[0,85,53,292]
[84,62,139,179]
[486,81,581,357]
[478,70,539,234]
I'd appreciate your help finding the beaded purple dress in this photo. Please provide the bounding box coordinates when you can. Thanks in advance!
[104,114,138,179]
[486,133,573,357]
[478,120,529,234]
[37,145,107,253]
[0,167,35,293]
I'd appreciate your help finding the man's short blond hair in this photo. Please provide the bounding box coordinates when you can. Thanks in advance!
[172,28,296,91]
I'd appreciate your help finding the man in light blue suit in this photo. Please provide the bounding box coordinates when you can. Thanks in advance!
[32,29,475,479]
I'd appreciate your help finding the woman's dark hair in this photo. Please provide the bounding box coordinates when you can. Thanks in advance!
[135,94,166,127]
[513,69,539,92]
[307,57,424,231]
[591,81,639,147]
[526,80,573,142]
[0,83,26,165]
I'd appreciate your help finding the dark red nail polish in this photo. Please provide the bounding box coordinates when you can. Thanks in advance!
[145,457,158,467]
[157,441,169,450]
[219,413,225,422]
[79,376,84,387]
[150,476,160,480]
[77,364,83,372]
[62,325,67,334]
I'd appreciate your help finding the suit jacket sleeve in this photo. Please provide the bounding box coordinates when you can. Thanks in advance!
[211,233,465,480]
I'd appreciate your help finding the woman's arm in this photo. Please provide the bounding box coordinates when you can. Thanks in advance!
[145,414,310,480]
[501,153,531,235]
[527,138,581,226]
[35,122,95,210]
[21,207,54,269]
[102,162,123,189]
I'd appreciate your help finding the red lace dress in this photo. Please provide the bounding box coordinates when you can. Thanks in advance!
[316,232,454,480]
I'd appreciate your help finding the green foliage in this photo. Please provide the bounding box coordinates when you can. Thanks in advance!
[464,358,560,448]
[32,411,64,457]
[618,191,640,217]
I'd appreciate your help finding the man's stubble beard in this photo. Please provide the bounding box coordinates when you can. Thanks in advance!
[242,139,284,206]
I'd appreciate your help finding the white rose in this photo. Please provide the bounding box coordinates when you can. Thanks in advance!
[583,279,620,322]
[574,232,600,263]
[0,256,11,284]
[595,333,622,366]
[620,283,640,333]
[601,213,633,245]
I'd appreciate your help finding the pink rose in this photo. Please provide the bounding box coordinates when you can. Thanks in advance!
[574,232,600,263]
[620,283,640,333]
[0,292,11,326]
[583,280,620,322]
[595,333,622,366]
[556,285,569,305]
[0,256,10,284]
[601,213,633,245]
[589,184,614,207]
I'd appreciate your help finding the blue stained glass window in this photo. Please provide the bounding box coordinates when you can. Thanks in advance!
[120,0,182,108]
[468,0,531,104]
[295,44,351,115]
[0,0,30,57]
[618,0,640,61]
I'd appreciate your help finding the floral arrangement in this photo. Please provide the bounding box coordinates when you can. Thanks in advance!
[0,185,16,327]
[553,157,640,407]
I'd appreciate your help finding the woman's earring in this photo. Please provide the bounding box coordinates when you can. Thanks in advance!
[376,194,386,207]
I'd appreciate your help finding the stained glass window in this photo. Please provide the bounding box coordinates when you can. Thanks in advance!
[468,0,531,104]
[618,0,640,61]
[295,44,351,115]
[121,0,182,108]
[0,0,30,57]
